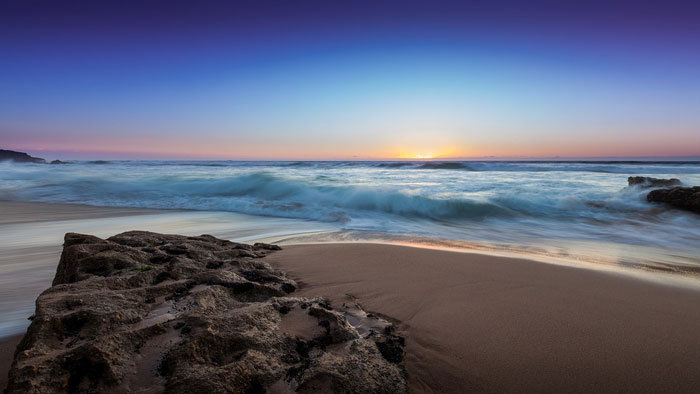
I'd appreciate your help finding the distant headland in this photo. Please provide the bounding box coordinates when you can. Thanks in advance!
[0,149,65,164]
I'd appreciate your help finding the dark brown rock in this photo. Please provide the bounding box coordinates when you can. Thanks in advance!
[647,186,700,214]
[5,231,406,393]
[253,242,282,251]
[628,176,681,188]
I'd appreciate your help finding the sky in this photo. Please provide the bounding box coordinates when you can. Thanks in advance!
[1,0,699,160]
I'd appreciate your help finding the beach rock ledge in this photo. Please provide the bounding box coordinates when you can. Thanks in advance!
[4,231,407,393]
[647,186,700,214]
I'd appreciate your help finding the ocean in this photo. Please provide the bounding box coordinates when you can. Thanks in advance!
[2,160,699,271]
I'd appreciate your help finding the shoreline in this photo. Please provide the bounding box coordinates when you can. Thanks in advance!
[2,200,700,341]
[4,200,700,282]
[2,198,700,391]
[277,237,700,290]
[266,243,700,392]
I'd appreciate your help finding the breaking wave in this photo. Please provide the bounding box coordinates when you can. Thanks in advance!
[0,171,516,222]
[2,159,699,264]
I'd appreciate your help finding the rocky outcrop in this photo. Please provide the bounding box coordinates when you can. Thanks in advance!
[628,176,681,188]
[628,176,699,214]
[0,149,46,163]
[5,232,406,393]
[647,186,700,214]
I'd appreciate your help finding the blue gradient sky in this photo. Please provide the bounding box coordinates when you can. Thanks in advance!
[1,0,699,159]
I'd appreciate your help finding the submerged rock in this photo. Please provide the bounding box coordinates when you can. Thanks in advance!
[5,231,406,393]
[627,176,681,188]
[647,186,700,214]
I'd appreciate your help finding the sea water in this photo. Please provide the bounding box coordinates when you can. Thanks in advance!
[2,160,699,270]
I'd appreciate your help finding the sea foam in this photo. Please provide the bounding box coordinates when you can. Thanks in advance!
[1,160,699,268]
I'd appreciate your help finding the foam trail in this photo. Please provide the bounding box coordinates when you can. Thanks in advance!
[1,159,699,269]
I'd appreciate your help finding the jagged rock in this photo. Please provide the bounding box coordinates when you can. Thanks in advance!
[5,231,407,393]
[628,176,681,188]
[253,242,282,251]
[0,149,46,163]
[50,160,68,164]
[647,186,700,214]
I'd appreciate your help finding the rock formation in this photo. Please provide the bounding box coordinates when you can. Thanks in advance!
[0,149,46,164]
[5,232,406,393]
[647,186,700,214]
[627,176,681,188]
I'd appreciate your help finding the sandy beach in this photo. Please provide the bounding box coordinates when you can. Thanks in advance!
[267,243,700,393]
[2,201,700,392]
[0,335,22,391]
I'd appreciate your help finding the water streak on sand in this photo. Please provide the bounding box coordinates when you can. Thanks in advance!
[0,202,334,338]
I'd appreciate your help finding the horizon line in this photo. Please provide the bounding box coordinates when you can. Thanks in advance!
[6,146,700,162]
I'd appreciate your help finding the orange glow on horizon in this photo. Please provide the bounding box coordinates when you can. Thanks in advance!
[390,143,467,160]
[9,131,700,161]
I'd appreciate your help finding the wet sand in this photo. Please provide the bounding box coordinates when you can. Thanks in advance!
[0,201,166,225]
[267,243,700,393]
[0,335,22,392]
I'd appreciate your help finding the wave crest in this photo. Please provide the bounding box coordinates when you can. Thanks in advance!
[3,170,514,223]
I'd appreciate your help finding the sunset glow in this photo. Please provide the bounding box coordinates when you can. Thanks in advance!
[1,1,699,160]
